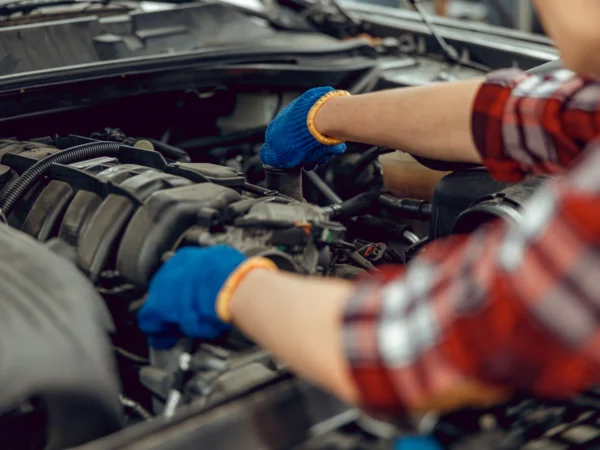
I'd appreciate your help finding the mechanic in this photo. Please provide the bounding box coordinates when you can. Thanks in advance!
[138,0,600,440]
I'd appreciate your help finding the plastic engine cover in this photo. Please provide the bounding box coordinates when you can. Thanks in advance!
[0,140,249,288]
[117,183,242,288]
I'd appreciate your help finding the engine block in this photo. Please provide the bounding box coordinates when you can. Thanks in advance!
[0,139,342,286]
[0,137,347,419]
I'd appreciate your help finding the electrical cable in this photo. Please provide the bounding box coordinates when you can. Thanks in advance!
[114,347,149,364]
[0,141,123,222]
[119,394,153,421]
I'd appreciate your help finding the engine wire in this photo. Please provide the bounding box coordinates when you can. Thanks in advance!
[119,394,153,421]
[114,346,149,364]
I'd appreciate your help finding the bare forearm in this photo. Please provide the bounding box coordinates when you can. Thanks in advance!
[315,79,484,163]
[229,270,359,405]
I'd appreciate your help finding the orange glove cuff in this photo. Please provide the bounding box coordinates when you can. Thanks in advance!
[215,257,279,323]
[306,90,351,145]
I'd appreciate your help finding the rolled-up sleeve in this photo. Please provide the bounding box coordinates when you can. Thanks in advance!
[343,143,600,415]
[472,68,600,182]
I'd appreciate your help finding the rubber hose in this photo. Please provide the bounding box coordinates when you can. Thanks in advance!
[0,141,121,221]
[304,171,342,204]
[323,191,380,218]
[144,138,191,163]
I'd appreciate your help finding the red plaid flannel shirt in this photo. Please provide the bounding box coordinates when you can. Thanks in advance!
[343,68,600,414]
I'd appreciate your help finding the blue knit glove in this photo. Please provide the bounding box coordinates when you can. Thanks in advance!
[394,436,444,450]
[260,87,347,170]
[137,246,247,349]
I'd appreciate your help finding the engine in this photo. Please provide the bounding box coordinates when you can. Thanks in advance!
[0,136,377,447]
[0,132,596,450]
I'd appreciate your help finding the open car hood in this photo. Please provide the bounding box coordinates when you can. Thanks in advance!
[0,3,575,450]
[0,0,557,80]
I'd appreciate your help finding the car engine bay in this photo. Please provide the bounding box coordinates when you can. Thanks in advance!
[0,124,411,450]
[2,84,600,450]
[0,1,594,447]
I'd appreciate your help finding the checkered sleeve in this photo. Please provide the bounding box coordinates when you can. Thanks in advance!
[471,68,600,182]
[344,142,600,415]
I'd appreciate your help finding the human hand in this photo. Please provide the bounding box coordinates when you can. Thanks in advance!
[260,87,350,170]
[137,246,277,349]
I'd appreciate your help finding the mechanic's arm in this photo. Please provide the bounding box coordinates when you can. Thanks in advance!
[139,152,600,416]
[229,270,359,404]
[227,259,505,412]
[262,70,600,178]
[229,156,600,414]
[313,80,484,164]
[233,69,600,413]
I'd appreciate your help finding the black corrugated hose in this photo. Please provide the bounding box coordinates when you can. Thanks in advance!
[0,141,122,222]
[322,191,380,219]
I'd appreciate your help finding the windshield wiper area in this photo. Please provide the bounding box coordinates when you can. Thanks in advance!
[0,0,119,16]
[275,0,365,39]
[406,0,491,72]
